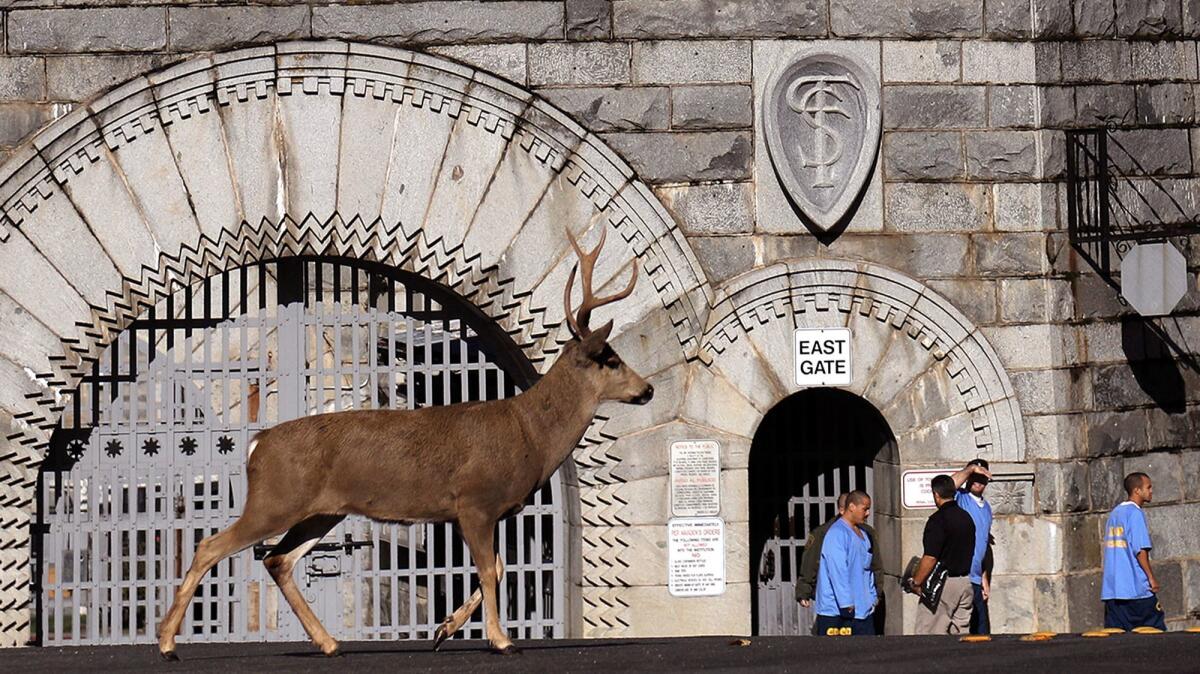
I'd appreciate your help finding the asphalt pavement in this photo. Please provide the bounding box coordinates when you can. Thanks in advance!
[7,633,1200,673]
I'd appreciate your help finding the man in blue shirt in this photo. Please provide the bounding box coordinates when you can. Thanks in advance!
[952,459,994,634]
[813,490,877,636]
[1101,472,1165,631]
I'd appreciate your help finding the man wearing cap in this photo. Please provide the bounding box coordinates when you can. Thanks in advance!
[952,459,994,634]
[813,491,877,636]
[1101,472,1165,631]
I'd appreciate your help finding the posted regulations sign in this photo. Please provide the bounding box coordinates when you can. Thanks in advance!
[901,469,958,509]
[668,518,725,597]
[670,440,721,517]
[794,328,852,387]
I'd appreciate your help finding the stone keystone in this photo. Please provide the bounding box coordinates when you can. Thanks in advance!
[762,51,880,232]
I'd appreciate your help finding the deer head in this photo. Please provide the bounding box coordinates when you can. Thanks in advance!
[562,227,654,405]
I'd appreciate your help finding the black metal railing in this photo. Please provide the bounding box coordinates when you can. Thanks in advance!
[1066,128,1199,373]
[1066,128,1199,288]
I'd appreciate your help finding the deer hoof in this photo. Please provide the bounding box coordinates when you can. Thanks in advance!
[494,644,522,656]
[322,643,342,658]
[433,624,450,651]
[160,650,180,662]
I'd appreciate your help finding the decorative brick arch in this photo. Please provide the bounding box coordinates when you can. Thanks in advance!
[0,41,710,644]
[697,259,1026,463]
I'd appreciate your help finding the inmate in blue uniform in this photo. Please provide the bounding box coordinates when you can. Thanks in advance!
[1101,501,1165,630]
[814,518,876,636]
[956,490,993,634]
[955,491,992,584]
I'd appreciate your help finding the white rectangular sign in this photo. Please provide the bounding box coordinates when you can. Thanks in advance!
[668,518,726,597]
[794,328,852,387]
[670,440,721,517]
[901,469,958,509]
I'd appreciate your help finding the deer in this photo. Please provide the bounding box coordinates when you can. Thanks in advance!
[156,226,654,660]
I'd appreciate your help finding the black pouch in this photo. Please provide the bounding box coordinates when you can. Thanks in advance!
[901,556,948,611]
[921,562,948,611]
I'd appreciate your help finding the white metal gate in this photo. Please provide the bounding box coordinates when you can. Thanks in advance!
[37,258,566,645]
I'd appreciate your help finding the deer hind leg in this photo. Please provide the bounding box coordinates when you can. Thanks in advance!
[157,516,284,660]
[458,515,517,654]
[432,553,504,651]
[262,514,346,656]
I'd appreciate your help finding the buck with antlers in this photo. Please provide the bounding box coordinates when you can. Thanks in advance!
[157,227,652,659]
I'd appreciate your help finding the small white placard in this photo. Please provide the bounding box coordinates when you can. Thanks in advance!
[901,469,958,509]
[668,518,726,597]
[670,440,721,517]
[794,328,852,387]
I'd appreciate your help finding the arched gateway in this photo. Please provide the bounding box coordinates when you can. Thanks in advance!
[0,41,1025,645]
[37,256,564,644]
[751,388,896,636]
[697,260,1025,634]
[0,41,707,645]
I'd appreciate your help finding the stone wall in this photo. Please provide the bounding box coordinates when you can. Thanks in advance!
[1028,11,1200,630]
[0,0,1198,639]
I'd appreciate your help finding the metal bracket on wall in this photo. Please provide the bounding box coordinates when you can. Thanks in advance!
[1065,128,1197,287]
[1065,128,1199,369]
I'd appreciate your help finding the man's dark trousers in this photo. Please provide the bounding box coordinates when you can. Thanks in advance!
[813,613,875,636]
[1104,595,1166,631]
[969,583,990,634]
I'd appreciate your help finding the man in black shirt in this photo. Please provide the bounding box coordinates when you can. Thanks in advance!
[911,474,976,634]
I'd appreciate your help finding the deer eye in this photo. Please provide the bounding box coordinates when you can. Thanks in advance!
[604,355,621,369]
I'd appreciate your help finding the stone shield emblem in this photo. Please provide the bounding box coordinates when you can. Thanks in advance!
[763,53,880,232]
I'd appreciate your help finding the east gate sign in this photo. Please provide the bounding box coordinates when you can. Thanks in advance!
[794,328,852,387]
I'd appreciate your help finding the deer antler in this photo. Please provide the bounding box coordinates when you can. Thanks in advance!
[563,227,638,338]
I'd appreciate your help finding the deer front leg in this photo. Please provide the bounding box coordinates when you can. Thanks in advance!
[459,516,517,654]
[433,553,504,651]
[158,517,282,660]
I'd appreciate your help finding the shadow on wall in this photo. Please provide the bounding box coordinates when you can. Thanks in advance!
[1120,316,1190,414]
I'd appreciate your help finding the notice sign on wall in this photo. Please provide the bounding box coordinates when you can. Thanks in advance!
[794,328,852,387]
[668,518,726,597]
[670,440,721,517]
[901,469,958,509]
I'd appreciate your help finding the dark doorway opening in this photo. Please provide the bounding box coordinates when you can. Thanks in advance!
[749,388,896,636]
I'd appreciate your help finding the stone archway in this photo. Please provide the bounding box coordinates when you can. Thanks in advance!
[750,387,897,636]
[686,258,1026,634]
[0,41,710,645]
[696,259,1025,464]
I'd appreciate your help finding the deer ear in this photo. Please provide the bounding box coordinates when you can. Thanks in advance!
[580,320,613,357]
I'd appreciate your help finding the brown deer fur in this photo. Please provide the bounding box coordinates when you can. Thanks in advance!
[157,229,653,659]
